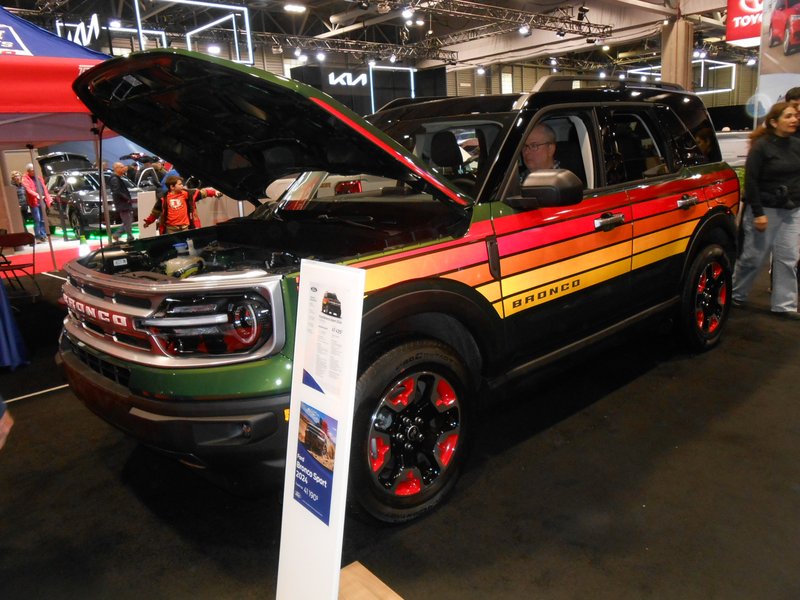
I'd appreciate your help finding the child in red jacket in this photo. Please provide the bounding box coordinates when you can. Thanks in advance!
[143,175,221,234]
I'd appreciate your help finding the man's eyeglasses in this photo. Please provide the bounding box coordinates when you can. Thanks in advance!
[522,141,553,151]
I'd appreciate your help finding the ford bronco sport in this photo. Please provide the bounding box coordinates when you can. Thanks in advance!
[58,49,739,523]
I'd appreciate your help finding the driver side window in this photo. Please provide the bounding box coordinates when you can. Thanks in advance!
[517,111,596,190]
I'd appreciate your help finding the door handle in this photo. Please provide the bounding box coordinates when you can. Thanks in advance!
[594,212,625,232]
[677,194,700,209]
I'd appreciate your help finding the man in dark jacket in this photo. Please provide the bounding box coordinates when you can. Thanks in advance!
[109,161,135,243]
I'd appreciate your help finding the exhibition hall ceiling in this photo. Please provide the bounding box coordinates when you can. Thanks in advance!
[5,0,740,70]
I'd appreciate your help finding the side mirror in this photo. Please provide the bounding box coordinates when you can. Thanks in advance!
[506,169,583,210]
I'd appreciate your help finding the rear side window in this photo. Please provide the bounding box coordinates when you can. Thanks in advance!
[602,109,669,185]
[654,105,710,167]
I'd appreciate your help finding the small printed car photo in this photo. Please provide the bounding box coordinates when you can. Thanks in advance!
[321,292,342,318]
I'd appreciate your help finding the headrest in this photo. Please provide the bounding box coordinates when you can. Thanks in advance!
[430,131,463,169]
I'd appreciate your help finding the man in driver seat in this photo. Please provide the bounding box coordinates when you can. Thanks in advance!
[521,123,559,179]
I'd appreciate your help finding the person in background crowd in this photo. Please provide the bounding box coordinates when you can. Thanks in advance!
[143,175,221,235]
[695,127,714,159]
[785,87,800,120]
[21,163,51,243]
[159,166,180,197]
[137,157,165,189]
[10,171,29,234]
[732,102,800,319]
[109,162,135,243]
[0,395,13,451]
[152,159,167,184]
[784,87,800,286]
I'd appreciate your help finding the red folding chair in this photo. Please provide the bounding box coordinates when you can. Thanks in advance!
[0,232,43,302]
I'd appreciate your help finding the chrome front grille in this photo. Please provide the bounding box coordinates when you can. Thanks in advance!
[62,259,286,368]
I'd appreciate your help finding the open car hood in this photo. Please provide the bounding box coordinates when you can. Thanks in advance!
[73,49,471,210]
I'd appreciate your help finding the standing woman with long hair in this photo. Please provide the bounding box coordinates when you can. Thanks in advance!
[732,101,800,319]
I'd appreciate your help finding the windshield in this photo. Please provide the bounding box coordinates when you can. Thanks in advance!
[261,113,514,213]
[65,172,136,192]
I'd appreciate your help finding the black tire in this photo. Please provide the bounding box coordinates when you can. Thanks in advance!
[69,210,84,240]
[350,339,472,523]
[678,244,732,351]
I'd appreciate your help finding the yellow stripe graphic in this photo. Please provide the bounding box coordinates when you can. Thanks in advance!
[502,259,630,316]
[633,238,689,270]
[501,241,631,296]
[633,220,698,255]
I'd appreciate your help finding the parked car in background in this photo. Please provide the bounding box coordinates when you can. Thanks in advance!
[60,49,740,524]
[46,169,140,238]
[716,130,750,168]
[36,151,94,176]
[769,0,800,55]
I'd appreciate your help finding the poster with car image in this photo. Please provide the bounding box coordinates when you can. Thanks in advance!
[294,402,337,525]
[756,0,800,114]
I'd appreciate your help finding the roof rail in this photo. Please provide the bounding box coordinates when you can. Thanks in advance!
[375,96,450,112]
[531,74,685,93]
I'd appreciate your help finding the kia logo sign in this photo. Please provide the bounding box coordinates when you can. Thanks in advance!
[328,72,368,87]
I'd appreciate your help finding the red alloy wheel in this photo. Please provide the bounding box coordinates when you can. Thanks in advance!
[694,260,727,334]
[367,371,461,497]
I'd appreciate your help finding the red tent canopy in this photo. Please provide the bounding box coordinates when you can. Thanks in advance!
[0,8,113,149]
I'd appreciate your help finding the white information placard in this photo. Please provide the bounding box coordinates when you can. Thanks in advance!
[276,259,366,600]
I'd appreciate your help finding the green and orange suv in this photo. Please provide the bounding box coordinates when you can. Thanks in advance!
[58,49,740,522]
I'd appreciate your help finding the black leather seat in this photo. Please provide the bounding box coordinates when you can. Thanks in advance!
[430,130,476,195]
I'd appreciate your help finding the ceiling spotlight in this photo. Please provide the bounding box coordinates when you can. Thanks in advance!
[389,53,397,63]
[551,67,558,73]
[207,44,221,55]
[549,57,557,66]
[746,57,757,66]
[356,1,370,9]
[109,19,121,28]
[602,44,610,51]
[316,51,325,61]
[619,73,626,79]
[477,66,485,75]
[519,24,531,36]
[405,19,413,26]
[284,3,306,13]
[556,28,566,38]
[599,71,607,78]
[368,57,377,66]
[298,53,308,62]
[401,7,414,19]
[415,18,425,26]
[577,6,589,21]
[640,75,647,82]
[294,47,302,57]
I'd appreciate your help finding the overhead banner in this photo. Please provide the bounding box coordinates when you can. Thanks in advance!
[276,260,366,600]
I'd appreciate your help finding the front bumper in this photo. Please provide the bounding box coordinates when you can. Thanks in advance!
[57,334,290,475]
